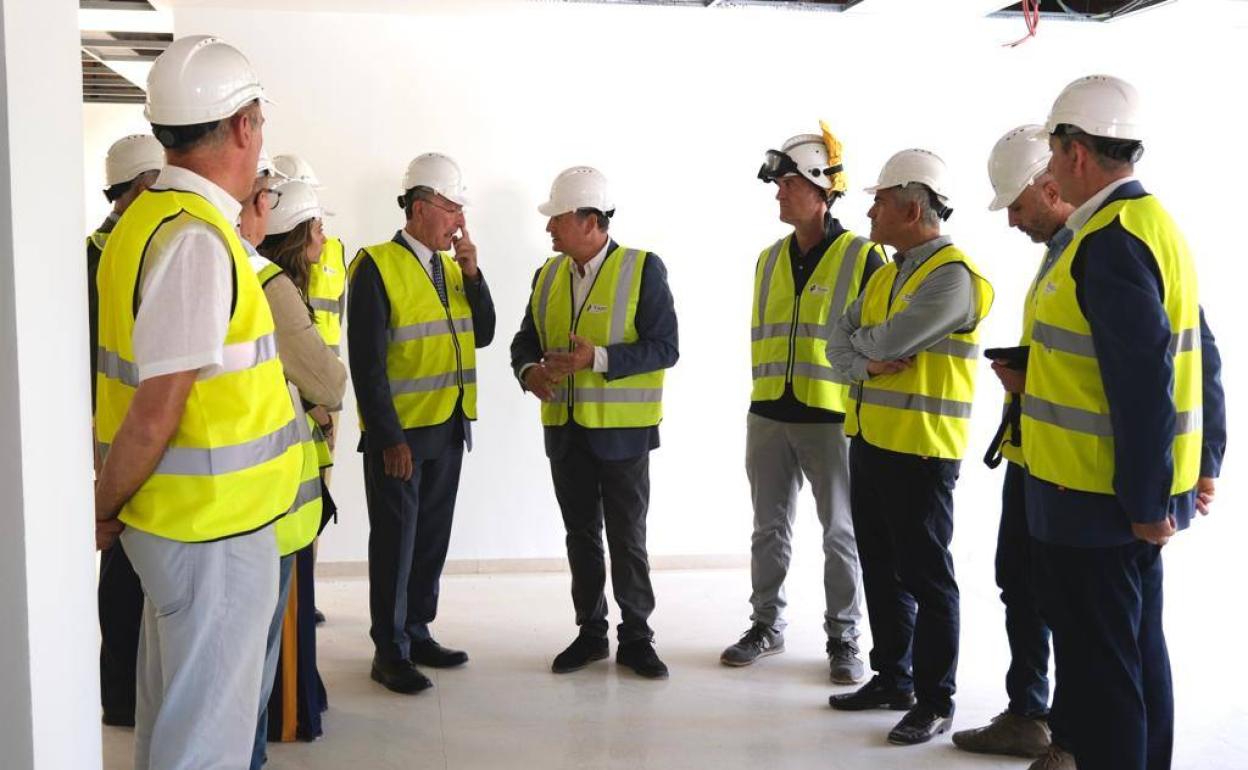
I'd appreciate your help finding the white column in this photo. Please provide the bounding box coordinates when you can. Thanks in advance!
[0,0,103,767]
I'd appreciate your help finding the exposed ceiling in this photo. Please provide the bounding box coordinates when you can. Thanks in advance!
[80,0,172,105]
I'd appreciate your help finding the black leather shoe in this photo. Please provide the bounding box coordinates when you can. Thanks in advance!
[616,639,669,680]
[888,704,954,745]
[552,634,609,674]
[313,608,326,625]
[371,655,433,694]
[410,638,469,668]
[828,675,916,711]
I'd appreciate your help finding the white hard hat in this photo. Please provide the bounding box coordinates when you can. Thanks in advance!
[266,180,323,236]
[401,152,468,206]
[105,134,164,186]
[987,125,1051,211]
[256,149,276,178]
[538,166,614,217]
[144,35,269,126]
[757,125,848,196]
[273,153,322,188]
[865,148,951,200]
[1044,74,1143,141]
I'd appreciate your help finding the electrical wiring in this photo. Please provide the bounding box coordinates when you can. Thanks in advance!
[1005,0,1041,47]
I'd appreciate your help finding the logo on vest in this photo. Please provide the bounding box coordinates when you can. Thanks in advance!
[1045,281,1057,294]
[808,284,830,295]
[586,303,608,314]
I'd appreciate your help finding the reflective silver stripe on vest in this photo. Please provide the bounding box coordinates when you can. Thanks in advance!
[1034,320,1199,358]
[790,361,849,385]
[1170,326,1199,354]
[1031,321,1097,357]
[99,416,303,477]
[792,322,828,341]
[1022,395,1112,437]
[609,249,642,345]
[750,322,792,342]
[925,338,980,359]
[534,255,567,347]
[389,317,474,343]
[851,383,973,418]
[390,368,478,395]
[97,334,278,388]
[1024,395,1201,437]
[572,387,663,404]
[752,362,788,380]
[754,239,785,331]
[826,236,868,333]
[310,297,340,313]
[285,477,322,515]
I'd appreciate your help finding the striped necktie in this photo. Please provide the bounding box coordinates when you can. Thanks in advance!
[429,253,449,307]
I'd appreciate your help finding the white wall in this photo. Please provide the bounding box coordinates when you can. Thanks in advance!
[5,0,104,767]
[81,3,1242,577]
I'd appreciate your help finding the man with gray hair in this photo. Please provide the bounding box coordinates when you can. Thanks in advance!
[826,149,994,747]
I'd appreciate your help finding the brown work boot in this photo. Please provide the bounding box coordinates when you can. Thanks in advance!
[952,710,1051,758]
[1026,744,1077,770]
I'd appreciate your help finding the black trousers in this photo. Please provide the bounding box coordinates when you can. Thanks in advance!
[997,463,1051,717]
[363,443,464,661]
[550,440,655,643]
[1033,537,1172,770]
[98,540,143,721]
[849,437,960,715]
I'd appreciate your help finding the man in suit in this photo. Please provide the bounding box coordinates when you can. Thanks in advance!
[348,153,496,694]
[511,166,679,679]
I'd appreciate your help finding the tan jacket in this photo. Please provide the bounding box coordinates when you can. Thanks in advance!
[265,273,347,409]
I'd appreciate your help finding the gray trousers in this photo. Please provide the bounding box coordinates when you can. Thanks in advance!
[122,524,278,770]
[745,413,862,640]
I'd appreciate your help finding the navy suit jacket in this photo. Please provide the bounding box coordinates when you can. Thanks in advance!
[510,240,679,461]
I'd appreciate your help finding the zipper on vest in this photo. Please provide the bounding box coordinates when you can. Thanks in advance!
[568,256,607,419]
[785,291,801,384]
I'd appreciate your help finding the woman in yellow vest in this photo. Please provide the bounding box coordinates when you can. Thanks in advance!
[722,125,884,684]
[826,149,993,747]
[348,153,496,695]
[247,177,346,764]
[510,166,679,680]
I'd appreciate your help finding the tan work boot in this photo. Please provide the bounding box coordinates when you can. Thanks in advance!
[1027,745,1077,769]
[952,710,1051,758]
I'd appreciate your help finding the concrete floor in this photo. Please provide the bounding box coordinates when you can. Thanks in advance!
[102,565,1247,769]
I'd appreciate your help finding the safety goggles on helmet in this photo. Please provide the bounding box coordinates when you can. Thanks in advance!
[757,149,844,185]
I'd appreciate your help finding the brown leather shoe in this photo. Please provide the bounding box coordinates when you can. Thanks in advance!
[953,710,1051,758]
[1027,744,1077,770]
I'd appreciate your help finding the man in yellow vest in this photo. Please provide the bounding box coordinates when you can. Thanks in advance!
[721,126,883,682]
[510,166,679,679]
[826,149,994,746]
[90,133,163,729]
[951,125,1073,760]
[93,36,302,769]
[348,153,495,694]
[1022,75,1221,770]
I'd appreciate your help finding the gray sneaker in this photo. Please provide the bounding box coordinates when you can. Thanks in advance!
[827,639,866,684]
[1027,745,1076,770]
[953,710,1051,758]
[720,624,784,666]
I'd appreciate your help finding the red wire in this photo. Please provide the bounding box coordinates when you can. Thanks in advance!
[1005,0,1040,47]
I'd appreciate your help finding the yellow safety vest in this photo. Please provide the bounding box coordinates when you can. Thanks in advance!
[846,244,994,460]
[95,189,303,542]
[531,246,664,428]
[352,240,477,430]
[309,236,346,353]
[251,259,326,556]
[998,247,1055,466]
[751,231,875,413]
[1021,195,1201,495]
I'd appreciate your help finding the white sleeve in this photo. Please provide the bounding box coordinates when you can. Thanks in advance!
[132,217,234,381]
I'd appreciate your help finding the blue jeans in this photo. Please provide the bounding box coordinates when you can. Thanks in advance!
[997,463,1051,717]
[251,554,295,770]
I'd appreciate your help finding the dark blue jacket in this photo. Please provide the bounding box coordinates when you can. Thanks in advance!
[510,240,679,461]
[1026,181,1227,547]
[347,232,496,459]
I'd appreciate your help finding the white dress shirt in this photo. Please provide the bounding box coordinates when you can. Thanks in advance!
[398,228,440,278]
[132,166,240,382]
[1065,176,1137,233]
